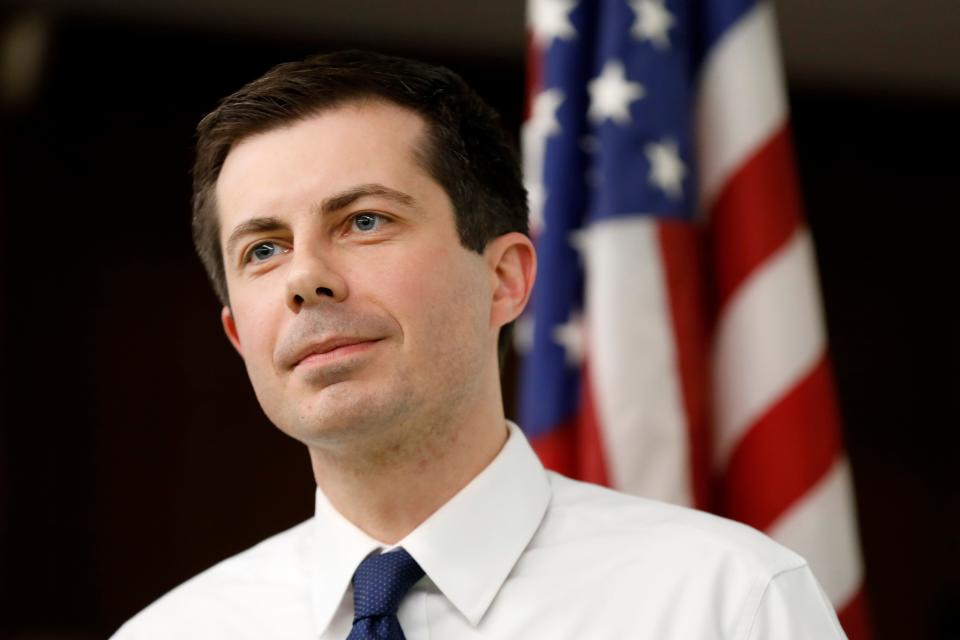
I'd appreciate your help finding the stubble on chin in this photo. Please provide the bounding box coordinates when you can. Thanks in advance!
[294,375,440,478]
[295,343,480,479]
[294,373,415,446]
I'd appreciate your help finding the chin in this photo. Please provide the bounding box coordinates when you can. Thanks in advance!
[273,380,417,448]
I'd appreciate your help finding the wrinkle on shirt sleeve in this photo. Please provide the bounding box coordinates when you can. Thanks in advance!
[744,564,848,640]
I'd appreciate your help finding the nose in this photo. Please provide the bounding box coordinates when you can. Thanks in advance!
[285,248,348,311]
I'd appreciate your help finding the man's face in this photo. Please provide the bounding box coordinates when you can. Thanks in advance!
[215,101,497,449]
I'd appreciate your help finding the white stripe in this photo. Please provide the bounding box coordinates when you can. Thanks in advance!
[768,458,865,607]
[696,2,788,211]
[581,217,692,506]
[713,227,827,468]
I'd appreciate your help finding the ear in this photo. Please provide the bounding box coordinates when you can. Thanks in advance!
[221,306,244,356]
[484,232,537,331]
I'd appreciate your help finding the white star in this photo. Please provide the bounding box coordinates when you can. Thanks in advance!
[552,310,586,367]
[629,0,676,50]
[523,88,564,235]
[645,138,686,199]
[525,180,547,234]
[567,229,587,256]
[514,314,536,354]
[528,0,578,46]
[527,88,564,138]
[567,229,588,267]
[587,60,645,124]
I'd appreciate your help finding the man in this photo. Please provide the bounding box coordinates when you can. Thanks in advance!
[113,50,847,639]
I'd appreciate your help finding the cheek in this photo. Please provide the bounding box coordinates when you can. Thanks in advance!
[234,303,288,418]
[233,298,282,367]
[388,248,488,353]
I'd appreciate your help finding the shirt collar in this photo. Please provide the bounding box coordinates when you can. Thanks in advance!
[400,421,551,626]
[308,485,383,636]
[308,421,551,633]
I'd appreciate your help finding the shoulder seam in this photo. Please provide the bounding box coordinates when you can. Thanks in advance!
[738,563,844,640]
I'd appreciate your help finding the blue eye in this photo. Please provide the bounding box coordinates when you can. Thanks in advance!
[247,242,283,263]
[352,213,382,232]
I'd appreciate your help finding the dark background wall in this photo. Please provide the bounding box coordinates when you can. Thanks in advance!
[0,4,957,639]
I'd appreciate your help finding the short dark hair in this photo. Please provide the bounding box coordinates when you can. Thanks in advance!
[192,49,527,361]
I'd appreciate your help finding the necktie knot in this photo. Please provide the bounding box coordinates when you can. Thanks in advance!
[351,548,424,621]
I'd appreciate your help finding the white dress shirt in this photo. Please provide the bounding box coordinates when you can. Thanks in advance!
[112,422,847,639]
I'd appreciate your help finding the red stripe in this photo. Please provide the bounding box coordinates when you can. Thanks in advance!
[718,355,843,531]
[575,363,611,486]
[709,124,873,635]
[529,363,610,487]
[524,33,543,122]
[709,126,804,309]
[530,418,579,478]
[838,587,873,640]
[657,221,712,510]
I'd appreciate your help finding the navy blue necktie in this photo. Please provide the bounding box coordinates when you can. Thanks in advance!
[347,548,425,640]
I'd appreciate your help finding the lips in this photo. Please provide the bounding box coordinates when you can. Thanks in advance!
[286,336,381,369]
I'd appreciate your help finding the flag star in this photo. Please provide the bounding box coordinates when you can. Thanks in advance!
[587,60,646,124]
[523,88,564,235]
[629,0,676,49]
[567,229,587,256]
[645,138,686,199]
[567,229,588,267]
[514,314,535,354]
[552,310,586,367]
[528,88,564,138]
[526,180,547,234]
[528,0,578,46]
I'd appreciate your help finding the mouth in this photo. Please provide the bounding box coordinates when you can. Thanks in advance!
[290,337,383,370]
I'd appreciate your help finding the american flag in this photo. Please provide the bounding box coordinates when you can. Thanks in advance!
[518,0,870,636]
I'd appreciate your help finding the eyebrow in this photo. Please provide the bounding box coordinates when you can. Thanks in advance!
[224,184,418,261]
[225,216,287,260]
[317,183,417,215]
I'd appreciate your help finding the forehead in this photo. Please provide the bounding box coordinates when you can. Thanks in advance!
[214,101,440,232]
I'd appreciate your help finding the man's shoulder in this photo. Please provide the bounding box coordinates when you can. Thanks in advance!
[510,473,844,639]
[111,518,315,639]
[539,471,807,578]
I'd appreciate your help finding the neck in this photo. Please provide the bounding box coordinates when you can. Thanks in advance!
[307,386,509,544]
